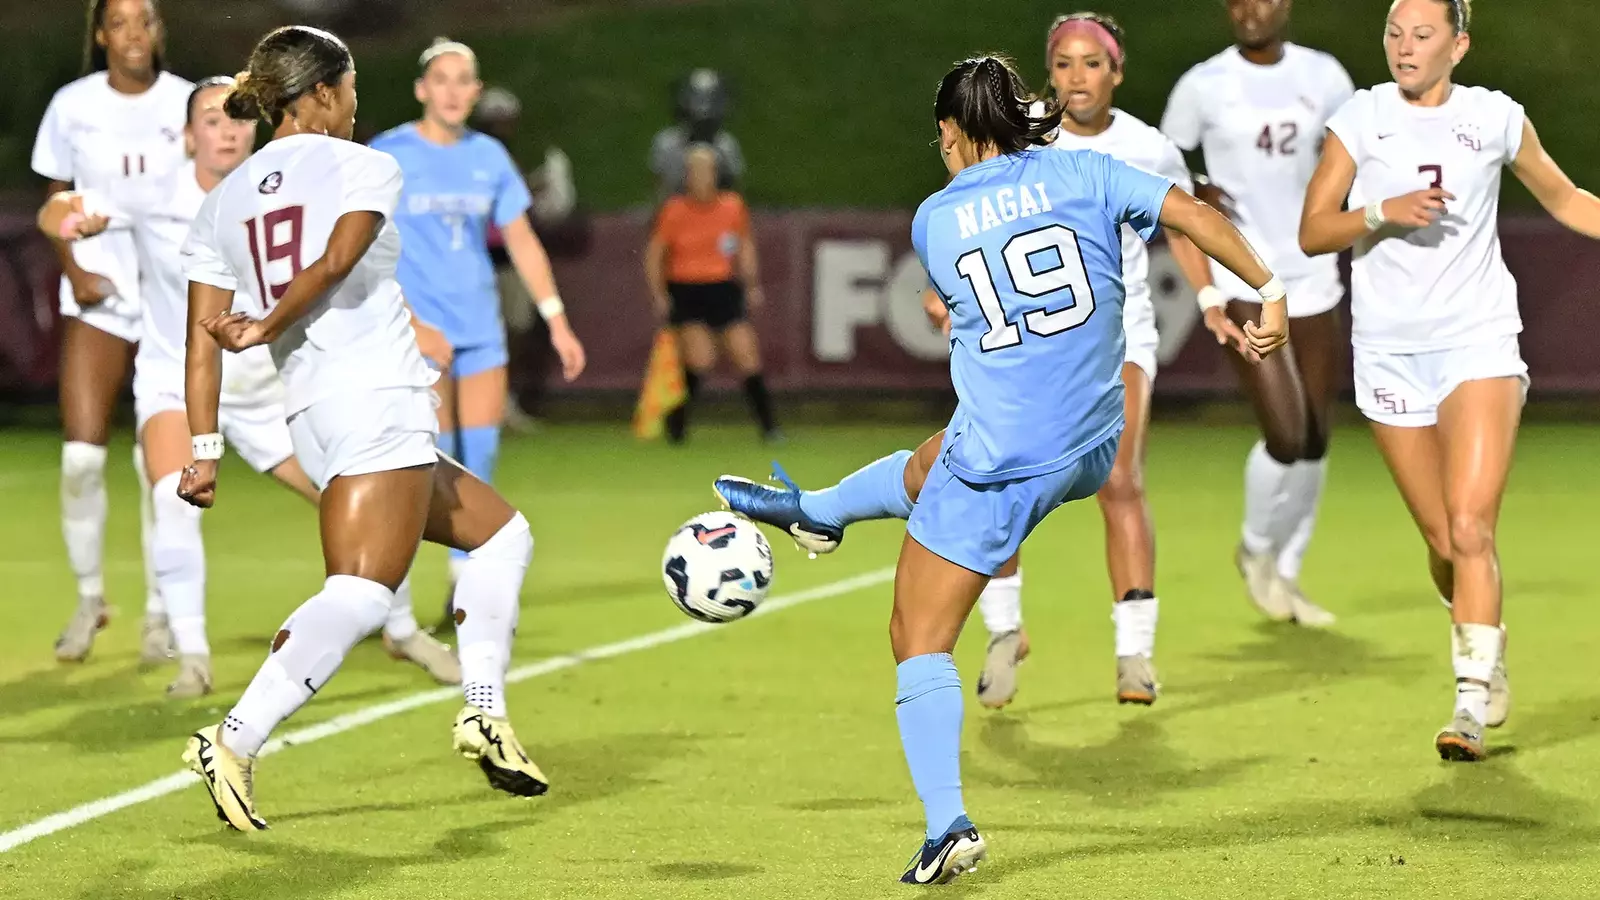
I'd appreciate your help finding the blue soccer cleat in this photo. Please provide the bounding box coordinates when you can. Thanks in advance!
[713,463,843,557]
[900,816,988,885]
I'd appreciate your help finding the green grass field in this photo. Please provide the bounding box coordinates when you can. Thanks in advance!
[1,420,1598,898]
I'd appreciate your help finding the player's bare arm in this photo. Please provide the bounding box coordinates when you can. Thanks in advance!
[1300,131,1453,256]
[1510,117,1600,239]
[1157,187,1287,357]
[180,279,234,509]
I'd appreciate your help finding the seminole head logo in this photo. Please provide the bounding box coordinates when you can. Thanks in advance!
[258,172,284,195]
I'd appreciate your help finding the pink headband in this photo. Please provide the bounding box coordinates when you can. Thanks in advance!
[1047,19,1124,68]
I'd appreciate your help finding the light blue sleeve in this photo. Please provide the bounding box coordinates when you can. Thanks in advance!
[911,201,932,272]
[1095,151,1174,242]
[488,139,533,229]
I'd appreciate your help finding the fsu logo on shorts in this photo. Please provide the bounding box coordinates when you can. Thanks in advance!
[258,172,284,195]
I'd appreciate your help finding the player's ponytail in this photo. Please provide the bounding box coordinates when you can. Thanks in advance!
[934,55,1058,157]
[222,71,267,123]
[226,26,354,126]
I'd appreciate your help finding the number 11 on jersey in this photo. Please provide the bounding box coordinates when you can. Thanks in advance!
[953,224,1098,352]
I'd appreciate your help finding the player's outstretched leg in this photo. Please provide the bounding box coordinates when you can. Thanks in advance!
[974,556,1028,709]
[425,456,547,797]
[716,431,946,555]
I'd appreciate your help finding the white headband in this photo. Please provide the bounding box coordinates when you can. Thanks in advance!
[420,40,477,71]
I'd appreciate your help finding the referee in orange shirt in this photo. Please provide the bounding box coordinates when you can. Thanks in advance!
[644,144,778,443]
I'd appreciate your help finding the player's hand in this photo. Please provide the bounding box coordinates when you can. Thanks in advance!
[745,285,765,311]
[1194,182,1240,222]
[201,312,270,352]
[178,459,219,509]
[651,294,671,324]
[67,269,114,307]
[1203,306,1250,357]
[1381,189,1455,228]
[412,319,453,370]
[1244,300,1289,360]
[549,319,587,382]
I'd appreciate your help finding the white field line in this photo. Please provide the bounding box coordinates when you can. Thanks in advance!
[0,566,895,854]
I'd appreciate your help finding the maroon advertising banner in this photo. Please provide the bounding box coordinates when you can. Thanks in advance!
[2,210,1597,397]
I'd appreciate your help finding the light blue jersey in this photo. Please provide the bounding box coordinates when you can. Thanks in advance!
[370,124,532,349]
[912,147,1174,484]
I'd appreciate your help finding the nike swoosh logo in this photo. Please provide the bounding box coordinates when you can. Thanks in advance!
[1377,133,1396,140]
[696,526,738,545]
[914,840,959,882]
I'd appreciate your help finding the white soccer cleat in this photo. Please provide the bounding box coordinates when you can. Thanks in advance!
[976,629,1030,709]
[183,723,268,831]
[1435,710,1487,763]
[1116,655,1160,705]
[54,595,109,663]
[384,631,462,684]
[453,705,549,797]
[166,654,213,699]
[1274,578,1337,628]
[140,613,173,667]
[1486,624,1510,729]
[1235,545,1292,621]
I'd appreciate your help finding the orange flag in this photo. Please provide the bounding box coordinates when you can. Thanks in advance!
[632,330,687,439]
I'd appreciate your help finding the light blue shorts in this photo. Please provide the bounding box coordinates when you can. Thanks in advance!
[906,432,1120,576]
[451,341,510,380]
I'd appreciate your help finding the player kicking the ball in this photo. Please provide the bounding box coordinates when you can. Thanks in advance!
[176,26,546,830]
[718,55,1287,883]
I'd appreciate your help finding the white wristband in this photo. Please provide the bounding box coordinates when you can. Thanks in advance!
[1257,276,1287,304]
[1363,200,1386,232]
[191,433,225,461]
[1195,285,1227,312]
[536,296,565,321]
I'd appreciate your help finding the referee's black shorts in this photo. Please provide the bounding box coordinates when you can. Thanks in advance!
[667,280,745,330]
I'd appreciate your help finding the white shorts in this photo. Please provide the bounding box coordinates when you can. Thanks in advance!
[1354,334,1530,428]
[287,387,440,491]
[1123,289,1159,380]
[58,276,142,343]
[1212,263,1344,319]
[134,375,296,475]
[57,230,142,343]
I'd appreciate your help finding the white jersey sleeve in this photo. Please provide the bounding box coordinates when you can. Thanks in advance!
[31,91,73,182]
[181,188,238,291]
[339,150,403,218]
[1159,68,1206,152]
[1153,137,1194,195]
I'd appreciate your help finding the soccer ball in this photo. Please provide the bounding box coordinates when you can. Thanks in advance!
[662,512,774,623]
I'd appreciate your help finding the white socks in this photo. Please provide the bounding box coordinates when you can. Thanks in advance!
[1275,459,1326,581]
[133,445,165,619]
[150,471,207,656]
[454,513,533,720]
[222,574,392,758]
[1241,441,1326,579]
[1452,623,1501,724]
[385,576,420,642]
[1113,597,1159,659]
[977,572,1023,635]
[61,442,109,601]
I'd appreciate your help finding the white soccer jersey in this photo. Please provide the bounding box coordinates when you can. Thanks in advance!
[1327,84,1526,353]
[181,135,437,415]
[1047,109,1193,299]
[32,71,194,311]
[1161,44,1353,290]
[84,165,280,405]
